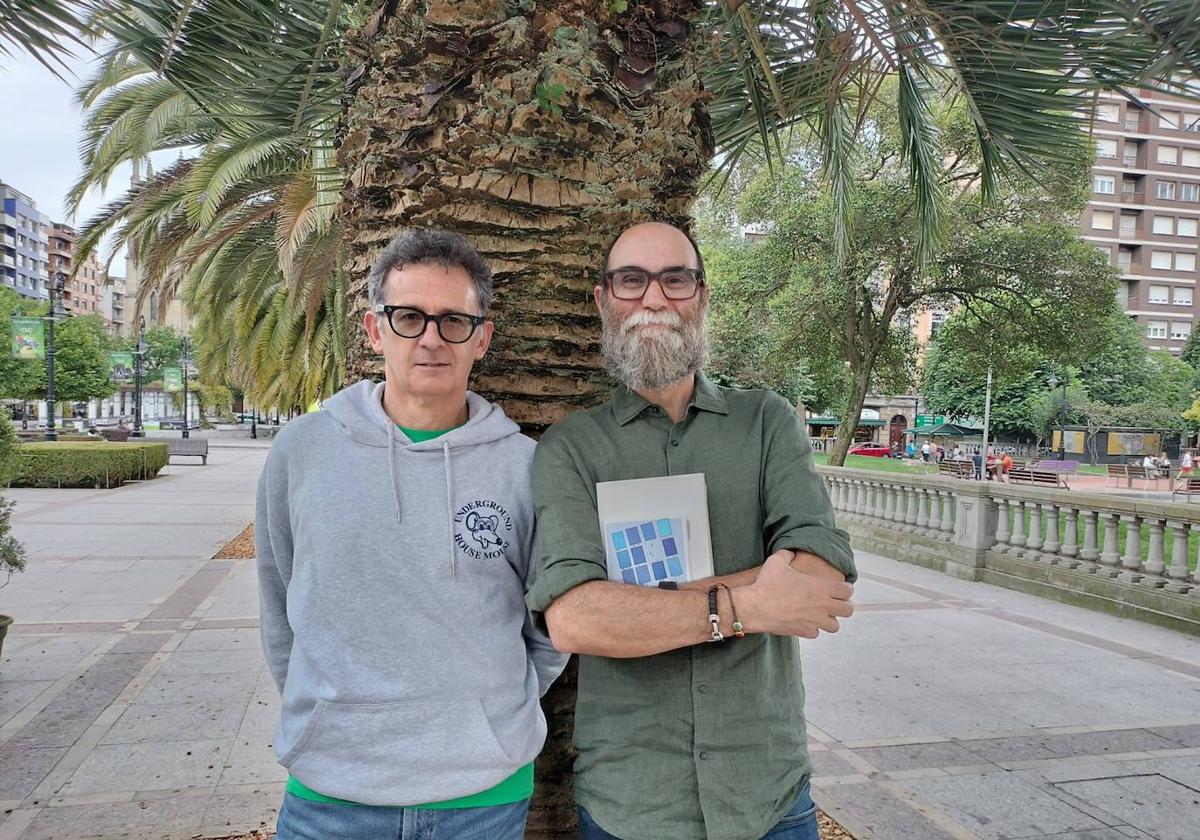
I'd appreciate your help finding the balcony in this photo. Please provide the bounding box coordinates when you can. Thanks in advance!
[1121,189,1146,203]
[1124,116,1142,132]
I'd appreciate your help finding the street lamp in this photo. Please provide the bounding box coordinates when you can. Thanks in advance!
[180,335,191,439]
[133,315,146,437]
[44,272,68,442]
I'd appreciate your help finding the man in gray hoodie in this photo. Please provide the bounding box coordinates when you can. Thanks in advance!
[256,228,567,840]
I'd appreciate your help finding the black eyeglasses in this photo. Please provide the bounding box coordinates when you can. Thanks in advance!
[375,305,486,344]
[603,267,706,300]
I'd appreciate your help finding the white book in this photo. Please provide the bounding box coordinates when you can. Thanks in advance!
[595,473,715,587]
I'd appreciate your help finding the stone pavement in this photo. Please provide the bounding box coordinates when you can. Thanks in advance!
[0,447,1196,840]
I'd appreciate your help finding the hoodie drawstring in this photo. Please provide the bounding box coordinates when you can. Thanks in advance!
[443,440,457,578]
[387,430,403,524]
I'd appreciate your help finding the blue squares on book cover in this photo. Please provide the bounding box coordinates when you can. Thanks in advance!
[606,518,687,586]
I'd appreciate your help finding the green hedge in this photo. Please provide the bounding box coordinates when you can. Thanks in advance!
[12,442,170,488]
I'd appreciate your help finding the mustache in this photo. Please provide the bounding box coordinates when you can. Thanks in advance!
[617,310,684,334]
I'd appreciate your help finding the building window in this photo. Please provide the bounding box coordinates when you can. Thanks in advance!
[1183,183,1200,202]
[1174,286,1193,305]
[1171,322,1192,340]
[1095,175,1116,195]
[1158,145,1179,165]
[1158,181,1177,200]
[1151,251,1173,270]
[1179,218,1198,237]
[1092,210,1115,230]
[1149,284,1170,303]
[1161,111,1181,130]
[1096,139,1118,159]
[1185,114,1200,133]
[1147,320,1168,339]
[1096,103,1119,122]
[1177,253,1196,272]
[1184,149,1200,168]
[1153,216,1174,235]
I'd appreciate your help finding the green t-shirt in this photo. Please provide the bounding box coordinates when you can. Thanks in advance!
[287,421,533,809]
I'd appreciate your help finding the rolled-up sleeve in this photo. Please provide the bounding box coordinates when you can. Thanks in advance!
[525,430,608,633]
[760,394,857,583]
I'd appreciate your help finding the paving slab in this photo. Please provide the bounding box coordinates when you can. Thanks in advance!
[1056,774,1200,840]
[3,448,1199,840]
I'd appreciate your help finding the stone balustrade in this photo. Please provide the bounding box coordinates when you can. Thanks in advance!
[818,467,1200,634]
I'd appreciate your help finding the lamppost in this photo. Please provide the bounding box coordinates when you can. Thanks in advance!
[180,335,191,439]
[133,315,146,437]
[44,272,67,442]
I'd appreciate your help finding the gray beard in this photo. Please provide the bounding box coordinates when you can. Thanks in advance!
[600,299,710,392]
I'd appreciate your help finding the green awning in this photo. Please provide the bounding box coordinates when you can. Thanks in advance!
[902,422,983,437]
[807,416,886,427]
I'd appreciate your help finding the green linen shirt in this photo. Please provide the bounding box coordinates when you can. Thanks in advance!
[526,374,855,840]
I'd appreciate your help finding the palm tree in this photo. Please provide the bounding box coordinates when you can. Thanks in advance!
[68,2,1200,835]
[0,0,89,77]
[68,47,346,411]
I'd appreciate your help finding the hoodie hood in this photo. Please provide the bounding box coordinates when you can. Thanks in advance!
[322,379,520,450]
[321,380,523,576]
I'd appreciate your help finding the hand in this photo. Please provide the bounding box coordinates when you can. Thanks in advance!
[738,554,854,638]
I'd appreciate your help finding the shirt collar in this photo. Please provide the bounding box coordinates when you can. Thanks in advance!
[612,372,729,426]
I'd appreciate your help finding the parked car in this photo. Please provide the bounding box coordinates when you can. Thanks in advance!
[848,442,893,458]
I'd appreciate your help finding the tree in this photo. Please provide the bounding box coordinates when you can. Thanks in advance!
[0,287,46,401]
[706,94,1117,465]
[30,314,112,404]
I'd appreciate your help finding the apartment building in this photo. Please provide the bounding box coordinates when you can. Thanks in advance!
[1082,91,1200,353]
[101,273,126,336]
[1,181,51,300]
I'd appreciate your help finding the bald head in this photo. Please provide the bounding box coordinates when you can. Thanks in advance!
[603,222,705,277]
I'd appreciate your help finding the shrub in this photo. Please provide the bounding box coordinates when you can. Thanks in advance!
[0,409,25,584]
[12,442,170,488]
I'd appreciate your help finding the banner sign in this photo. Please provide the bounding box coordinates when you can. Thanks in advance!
[108,352,133,382]
[11,317,44,360]
[163,367,183,393]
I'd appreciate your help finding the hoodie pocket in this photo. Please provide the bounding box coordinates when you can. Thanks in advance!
[281,696,512,776]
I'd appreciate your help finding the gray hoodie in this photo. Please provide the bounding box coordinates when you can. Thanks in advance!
[256,380,567,806]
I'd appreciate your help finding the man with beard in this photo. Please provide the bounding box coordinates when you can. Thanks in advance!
[527,222,857,840]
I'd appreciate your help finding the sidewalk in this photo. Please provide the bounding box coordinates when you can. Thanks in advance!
[0,448,1196,840]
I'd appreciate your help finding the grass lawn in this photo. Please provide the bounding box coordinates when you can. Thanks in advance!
[811,453,937,474]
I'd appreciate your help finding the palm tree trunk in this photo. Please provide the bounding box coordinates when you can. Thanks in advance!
[337,2,712,835]
[338,0,712,431]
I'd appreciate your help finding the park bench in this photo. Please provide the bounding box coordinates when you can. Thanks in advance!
[99,427,132,442]
[938,460,975,479]
[1171,477,1200,502]
[1008,467,1070,489]
[167,437,209,465]
[1124,464,1156,490]
[1105,464,1127,487]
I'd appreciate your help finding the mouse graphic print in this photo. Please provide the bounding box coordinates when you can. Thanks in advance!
[454,499,513,560]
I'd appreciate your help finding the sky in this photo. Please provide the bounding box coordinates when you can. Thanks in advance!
[0,49,138,274]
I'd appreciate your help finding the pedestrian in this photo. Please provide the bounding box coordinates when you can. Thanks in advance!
[1182,450,1194,477]
[527,222,856,840]
[257,229,567,840]
[921,441,931,462]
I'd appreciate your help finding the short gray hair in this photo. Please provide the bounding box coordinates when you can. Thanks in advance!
[367,228,494,313]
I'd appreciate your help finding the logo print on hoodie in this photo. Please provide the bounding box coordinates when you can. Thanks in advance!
[454,500,513,560]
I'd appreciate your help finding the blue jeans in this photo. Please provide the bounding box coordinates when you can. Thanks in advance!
[578,784,819,840]
[275,792,530,840]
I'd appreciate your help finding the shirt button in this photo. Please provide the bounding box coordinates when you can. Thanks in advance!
[697,684,708,694]
[671,440,680,447]
[699,751,710,761]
